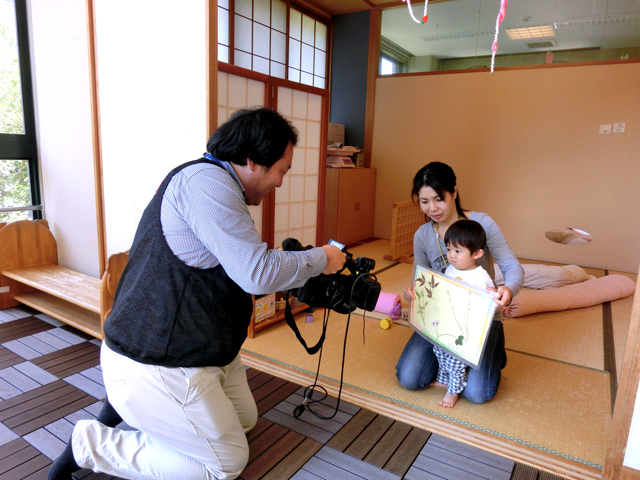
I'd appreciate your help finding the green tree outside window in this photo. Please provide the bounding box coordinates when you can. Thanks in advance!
[1,2,32,223]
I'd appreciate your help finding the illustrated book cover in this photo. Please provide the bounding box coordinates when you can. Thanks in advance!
[410,265,497,369]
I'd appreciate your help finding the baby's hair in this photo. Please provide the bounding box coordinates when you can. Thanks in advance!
[444,219,486,253]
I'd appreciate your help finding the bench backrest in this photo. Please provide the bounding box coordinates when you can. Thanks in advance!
[0,220,58,310]
[100,251,129,323]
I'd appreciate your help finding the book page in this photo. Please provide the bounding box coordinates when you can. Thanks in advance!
[410,265,496,369]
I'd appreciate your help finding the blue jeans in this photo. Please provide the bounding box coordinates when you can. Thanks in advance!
[396,314,506,404]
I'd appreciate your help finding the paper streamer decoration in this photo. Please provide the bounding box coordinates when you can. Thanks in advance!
[403,0,429,24]
[375,292,402,320]
[491,0,508,72]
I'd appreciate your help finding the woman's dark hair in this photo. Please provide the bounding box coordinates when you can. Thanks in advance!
[411,162,465,219]
[444,219,486,253]
[206,107,298,167]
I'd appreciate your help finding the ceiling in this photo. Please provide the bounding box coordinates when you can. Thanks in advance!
[302,0,640,59]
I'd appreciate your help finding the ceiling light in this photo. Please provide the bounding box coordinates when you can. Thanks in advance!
[526,40,557,49]
[554,14,640,28]
[505,25,555,40]
[421,30,494,42]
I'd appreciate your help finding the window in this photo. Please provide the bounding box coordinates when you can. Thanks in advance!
[380,0,640,74]
[379,36,412,75]
[0,0,39,222]
[218,0,329,88]
[380,57,395,75]
[287,7,327,88]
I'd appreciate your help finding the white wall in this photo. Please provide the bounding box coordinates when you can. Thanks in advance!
[30,0,100,277]
[30,0,209,274]
[95,0,208,256]
[371,63,640,273]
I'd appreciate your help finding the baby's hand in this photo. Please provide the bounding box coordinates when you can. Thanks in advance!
[403,285,415,303]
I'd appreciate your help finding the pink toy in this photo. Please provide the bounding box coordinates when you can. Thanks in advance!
[374,292,402,321]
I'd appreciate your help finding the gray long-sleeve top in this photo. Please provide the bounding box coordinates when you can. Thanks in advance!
[413,211,524,298]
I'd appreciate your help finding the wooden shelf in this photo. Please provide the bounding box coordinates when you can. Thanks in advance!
[3,264,100,314]
[14,291,103,339]
[323,168,376,245]
[248,303,310,338]
[0,224,104,341]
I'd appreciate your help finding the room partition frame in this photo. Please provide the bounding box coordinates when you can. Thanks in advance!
[604,270,640,479]
[218,63,328,250]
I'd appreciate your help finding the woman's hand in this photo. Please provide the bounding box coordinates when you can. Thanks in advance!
[493,286,513,307]
[321,245,346,274]
[402,284,415,303]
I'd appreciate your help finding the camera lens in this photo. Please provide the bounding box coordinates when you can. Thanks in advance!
[355,256,375,273]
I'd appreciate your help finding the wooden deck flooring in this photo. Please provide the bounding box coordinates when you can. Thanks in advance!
[0,306,568,480]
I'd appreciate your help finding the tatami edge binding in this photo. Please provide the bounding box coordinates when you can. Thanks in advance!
[240,349,603,480]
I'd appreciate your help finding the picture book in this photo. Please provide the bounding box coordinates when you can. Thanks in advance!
[410,265,497,369]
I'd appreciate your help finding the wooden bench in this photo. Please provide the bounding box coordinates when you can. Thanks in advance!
[3,264,102,338]
[0,219,303,339]
[0,220,128,340]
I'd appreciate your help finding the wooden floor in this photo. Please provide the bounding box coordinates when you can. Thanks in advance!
[0,305,568,480]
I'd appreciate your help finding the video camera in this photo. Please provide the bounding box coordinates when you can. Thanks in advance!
[282,238,381,314]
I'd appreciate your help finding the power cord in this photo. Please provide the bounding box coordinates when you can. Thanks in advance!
[293,273,378,420]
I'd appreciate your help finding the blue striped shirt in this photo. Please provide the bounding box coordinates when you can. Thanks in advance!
[160,159,327,295]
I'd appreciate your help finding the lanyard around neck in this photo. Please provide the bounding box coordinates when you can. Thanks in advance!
[434,223,448,267]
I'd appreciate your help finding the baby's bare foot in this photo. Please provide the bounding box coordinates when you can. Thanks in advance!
[430,381,447,389]
[439,392,459,408]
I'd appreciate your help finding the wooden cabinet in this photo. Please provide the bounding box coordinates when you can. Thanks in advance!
[323,168,376,245]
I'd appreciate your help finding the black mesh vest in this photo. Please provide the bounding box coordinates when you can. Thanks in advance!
[104,159,253,367]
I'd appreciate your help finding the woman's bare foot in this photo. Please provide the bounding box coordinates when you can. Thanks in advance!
[430,381,447,389]
[440,392,459,408]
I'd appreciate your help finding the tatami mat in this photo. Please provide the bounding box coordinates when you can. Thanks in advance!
[371,262,414,307]
[349,239,399,271]
[241,239,637,477]
[242,311,610,468]
[503,305,605,370]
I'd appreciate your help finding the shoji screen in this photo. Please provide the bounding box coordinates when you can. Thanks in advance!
[274,87,322,248]
[217,70,266,235]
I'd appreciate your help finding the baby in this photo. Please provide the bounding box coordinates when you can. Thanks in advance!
[432,219,497,408]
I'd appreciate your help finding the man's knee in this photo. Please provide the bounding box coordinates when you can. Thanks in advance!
[215,444,250,480]
[240,404,258,434]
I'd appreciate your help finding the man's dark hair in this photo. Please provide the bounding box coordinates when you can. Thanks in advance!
[444,219,486,253]
[206,107,298,167]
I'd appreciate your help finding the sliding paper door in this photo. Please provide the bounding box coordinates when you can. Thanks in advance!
[273,86,324,249]
[217,69,267,235]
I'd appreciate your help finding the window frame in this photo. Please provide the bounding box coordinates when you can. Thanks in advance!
[217,0,330,89]
[379,1,640,75]
[0,0,41,219]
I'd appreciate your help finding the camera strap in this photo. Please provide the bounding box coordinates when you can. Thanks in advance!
[284,296,326,355]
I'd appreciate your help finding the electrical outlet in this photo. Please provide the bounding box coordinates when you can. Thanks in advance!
[613,123,626,133]
[0,286,9,293]
[600,124,612,135]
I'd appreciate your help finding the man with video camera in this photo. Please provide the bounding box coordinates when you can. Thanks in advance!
[48,107,346,480]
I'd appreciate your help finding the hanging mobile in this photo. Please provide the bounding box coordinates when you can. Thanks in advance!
[491,0,509,72]
[403,0,429,24]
